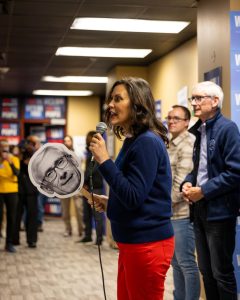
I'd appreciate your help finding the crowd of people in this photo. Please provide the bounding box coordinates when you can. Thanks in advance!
[0,132,105,253]
[0,77,239,300]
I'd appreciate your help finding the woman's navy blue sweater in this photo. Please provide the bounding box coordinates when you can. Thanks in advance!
[99,130,173,244]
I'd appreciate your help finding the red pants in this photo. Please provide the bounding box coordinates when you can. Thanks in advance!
[117,237,174,300]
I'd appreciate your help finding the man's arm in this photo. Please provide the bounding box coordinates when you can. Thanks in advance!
[201,123,240,199]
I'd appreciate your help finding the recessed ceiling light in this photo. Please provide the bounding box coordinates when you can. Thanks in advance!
[71,18,190,34]
[0,67,10,74]
[33,90,93,96]
[55,47,152,58]
[42,76,108,83]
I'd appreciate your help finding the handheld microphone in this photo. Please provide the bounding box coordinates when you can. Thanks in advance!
[96,122,108,135]
[91,122,108,162]
[88,123,108,300]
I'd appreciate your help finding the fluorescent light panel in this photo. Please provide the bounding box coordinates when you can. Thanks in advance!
[33,90,93,96]
[56,47,151,58]
[42,76,108,83]
[71,18,190,34]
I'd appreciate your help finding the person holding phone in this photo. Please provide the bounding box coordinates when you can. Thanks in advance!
[0,139,20,253]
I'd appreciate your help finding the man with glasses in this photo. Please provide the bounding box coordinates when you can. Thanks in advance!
[29,143,83,198]
[182,81,240,300]
[166,105,200,300]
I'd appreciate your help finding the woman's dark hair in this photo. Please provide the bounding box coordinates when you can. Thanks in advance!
[86,131,96,148]
[104,77,168,145]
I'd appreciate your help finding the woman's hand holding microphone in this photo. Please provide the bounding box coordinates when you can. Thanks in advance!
[89,133,110,164]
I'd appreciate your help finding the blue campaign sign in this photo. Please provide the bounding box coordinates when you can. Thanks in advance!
[230,12,240,131]
[232,90,240,106]
[230,54,240,131]
[230,11,240,297]
[24,98,44,119]
[230,12,240,50]
[231,92,240,131]
[0,123,19,137]
[231,68,240,90]
[44,97,66,119]
[230,50,240,70]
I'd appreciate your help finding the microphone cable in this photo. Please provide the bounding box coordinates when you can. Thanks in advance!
[89,160,107,300]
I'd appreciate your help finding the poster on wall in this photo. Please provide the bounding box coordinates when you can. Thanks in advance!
[73,136,86,162]
[230,11,240,132]
[44,97,66,119]
[204,66,222,86]
[230,10,240,296]
[46,126,65,143]
[0,98,19,119]
[177,86,188,107]
[24,97,66,120]
[0,123,20,144]
[155,100,162,120]
[29,126,46,143]
[25,98,44,119]
[0,123,19,136]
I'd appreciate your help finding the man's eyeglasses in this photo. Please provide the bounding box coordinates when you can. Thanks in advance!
[165,116,187,123]
[43,155,70,183]
[188,95,212,104]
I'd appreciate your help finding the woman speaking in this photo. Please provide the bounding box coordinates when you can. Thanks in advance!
[89,77,174,300]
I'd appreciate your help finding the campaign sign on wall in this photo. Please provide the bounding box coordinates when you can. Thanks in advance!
[25,98,44,119]
[0,123,20,144]
[44,97,66,119]
[230,11,240,132]
[0,98,19,119]
[24,97,66,120]
[0,123,19,137]
[230,11,240,296]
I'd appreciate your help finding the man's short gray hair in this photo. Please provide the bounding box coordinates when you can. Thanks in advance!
[192,81,224,108]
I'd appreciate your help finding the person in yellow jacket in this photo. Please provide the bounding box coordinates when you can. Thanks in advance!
[0,139,20,253]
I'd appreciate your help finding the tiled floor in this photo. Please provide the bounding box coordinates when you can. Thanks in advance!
[0,217,174,300]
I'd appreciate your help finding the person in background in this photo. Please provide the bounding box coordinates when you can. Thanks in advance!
[9,145,20,158]
[13,141,38,248]
[0,139,20,253]
[77,131,104,245]
[88,77,174,300]
[0,209,3,239]
[26,135,46,232]
[182,81,240,300]
[166,105,200,300]
[60,135,83,237]
[37,192,48,232]
[0,145,18,238]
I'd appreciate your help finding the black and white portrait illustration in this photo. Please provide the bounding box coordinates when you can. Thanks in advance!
[28,143,84,198]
